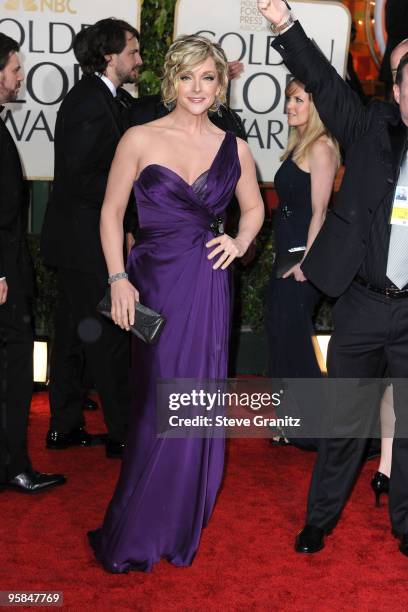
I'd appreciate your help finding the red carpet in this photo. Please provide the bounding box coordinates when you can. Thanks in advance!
[2,393,408,611]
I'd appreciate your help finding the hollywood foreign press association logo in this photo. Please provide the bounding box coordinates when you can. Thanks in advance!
[3,0,77,13]
[239,0,267,32]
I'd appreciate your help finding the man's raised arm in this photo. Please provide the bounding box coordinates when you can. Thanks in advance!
[257,0,371,150]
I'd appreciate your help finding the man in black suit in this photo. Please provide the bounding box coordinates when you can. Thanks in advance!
[41,19,141,458]
[258,0,408,557]
[0,33,65,492]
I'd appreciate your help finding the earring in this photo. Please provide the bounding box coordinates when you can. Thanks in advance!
[214,96,222,116]
[164,100,176,111]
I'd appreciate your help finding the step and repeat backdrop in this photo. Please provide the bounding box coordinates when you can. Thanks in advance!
[0,0,350,181]
[175,0,350,182]
[0,0,140,178]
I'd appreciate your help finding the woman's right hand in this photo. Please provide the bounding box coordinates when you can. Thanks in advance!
[110,279,139,331]
[282,262,307,282]
[257,0,290,25]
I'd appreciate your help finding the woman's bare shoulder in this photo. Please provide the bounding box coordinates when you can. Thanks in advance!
[308,135,338,166]
[310,135,337,156]
[120,123,167,155]
[124,121,165,139]
[236,136,253,162]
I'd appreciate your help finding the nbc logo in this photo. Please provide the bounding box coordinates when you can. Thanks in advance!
[4,0,37,8]
[3,0,77,13]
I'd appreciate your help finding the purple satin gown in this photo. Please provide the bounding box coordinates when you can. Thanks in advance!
[89,131,241,572]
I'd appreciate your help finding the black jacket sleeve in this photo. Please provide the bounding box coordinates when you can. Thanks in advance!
[57,100,118,207]
[209,106,247,140]
[129,94,167,126]
[271,22,377,151]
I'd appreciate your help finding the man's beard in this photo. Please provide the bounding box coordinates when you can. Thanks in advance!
[0,87,18,103]
[116,68,139,87]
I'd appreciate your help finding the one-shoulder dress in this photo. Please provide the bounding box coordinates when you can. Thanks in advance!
[89,131,241,572]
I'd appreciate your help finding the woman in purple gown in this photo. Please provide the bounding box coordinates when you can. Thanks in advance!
[88,35,264,573]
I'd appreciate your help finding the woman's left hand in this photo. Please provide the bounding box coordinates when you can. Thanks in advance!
[283,263,308,282]
[206,234,247,270]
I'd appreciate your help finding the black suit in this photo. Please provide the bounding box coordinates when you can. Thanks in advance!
[272,23,408,536]
[41,76,133,442]
[0,110,35,483]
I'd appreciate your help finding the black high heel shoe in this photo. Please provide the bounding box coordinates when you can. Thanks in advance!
[371,471,390,507]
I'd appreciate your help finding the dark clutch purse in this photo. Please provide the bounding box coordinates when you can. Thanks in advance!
[275,248,306,279]
[97,288,166,345]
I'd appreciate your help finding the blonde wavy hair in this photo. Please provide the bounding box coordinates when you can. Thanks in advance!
[281,79,340,169]
[162,34,229,112]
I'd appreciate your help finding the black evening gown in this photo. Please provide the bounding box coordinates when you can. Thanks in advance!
[266,158,323,449]
[266,157,322,379]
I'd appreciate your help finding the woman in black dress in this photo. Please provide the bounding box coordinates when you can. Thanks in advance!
[266,79,340,440]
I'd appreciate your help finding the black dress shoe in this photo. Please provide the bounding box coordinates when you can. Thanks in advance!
[399,534,408,557]
[82,397,98,411]
[371,471,389,507]
[295,524,326,553]
[46,426,94,449]
[8,469,66,493]
[105,438,125,459]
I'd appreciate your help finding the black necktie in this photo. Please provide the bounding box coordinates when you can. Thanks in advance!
[115,90,131,130]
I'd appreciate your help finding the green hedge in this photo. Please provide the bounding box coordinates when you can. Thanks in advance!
[138,0,177,96]
[27,235,58,335]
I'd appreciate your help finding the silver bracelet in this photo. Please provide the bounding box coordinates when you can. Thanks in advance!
[108,272,128,284]
[269,13,295,35]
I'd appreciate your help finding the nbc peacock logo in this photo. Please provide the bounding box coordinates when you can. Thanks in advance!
[4,0,37,9]
[3,0,77,13]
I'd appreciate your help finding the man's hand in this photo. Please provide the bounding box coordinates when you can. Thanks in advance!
[257,0,290,25]
[0,279,8,305]
[228,61,244,81]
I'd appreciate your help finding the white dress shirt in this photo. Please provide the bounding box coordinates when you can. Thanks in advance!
[96,73,117,97]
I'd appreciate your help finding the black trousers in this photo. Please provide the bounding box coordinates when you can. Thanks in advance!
[307,281,408,536]
[0,293,33,482]
[49,269,131,442]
